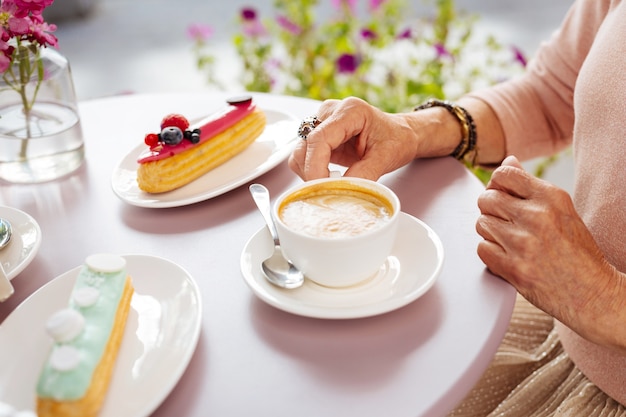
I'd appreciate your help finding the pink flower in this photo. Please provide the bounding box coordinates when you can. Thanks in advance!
[0,33,13,71]
[0,35,14,58]
[360,28,377,41]
[336,53,359,73]
[331,0,356,13]
[240,7,267,37]
[29,20,58,47]
[1,0,15,12]
[369,0,385,11]
[0,53,10,72]
[1,0,57,48]
[512,46,527,67]
[14,0,54,15]
[8,16,30,35]
[1,1,21,22]
[187,23,214,41]
[276,15,301,36]
[396,28,412,40]
[243,21,266,37]
[434,43,452,59]
[241,7,257,21]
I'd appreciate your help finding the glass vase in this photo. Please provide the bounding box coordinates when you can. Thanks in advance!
[0,46,84,183]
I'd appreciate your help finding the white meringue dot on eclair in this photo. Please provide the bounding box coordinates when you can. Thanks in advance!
[0,402,37,417]
[0,401,16,417]
[46,308,85,343]
[73,286,100,307]
[15,411,37,417]
[85,253,126,273]
[49,345,82,372]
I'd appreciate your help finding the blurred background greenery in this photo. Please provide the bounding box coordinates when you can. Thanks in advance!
[50,0,574,189]
[191,0,526,114]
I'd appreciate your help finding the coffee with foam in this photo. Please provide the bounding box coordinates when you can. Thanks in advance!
[273,178,400,288]
[278,182,393,239]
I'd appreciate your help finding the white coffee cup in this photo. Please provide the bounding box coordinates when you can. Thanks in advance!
[273,177,401,287]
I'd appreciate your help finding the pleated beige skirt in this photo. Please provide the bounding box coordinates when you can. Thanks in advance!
[448,294,626,417]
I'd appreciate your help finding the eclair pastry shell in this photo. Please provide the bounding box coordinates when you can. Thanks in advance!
[137,108,267,193]
[36,277,134,417]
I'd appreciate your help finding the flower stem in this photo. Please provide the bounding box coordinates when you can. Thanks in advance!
[18,82,32,160]
[13,41,40,160]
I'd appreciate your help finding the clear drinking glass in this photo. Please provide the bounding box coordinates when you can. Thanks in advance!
[0,47,84,183]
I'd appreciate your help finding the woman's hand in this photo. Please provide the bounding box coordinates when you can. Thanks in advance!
[476,156,626,351]
[289,95,508,180]
[289,97,420,181]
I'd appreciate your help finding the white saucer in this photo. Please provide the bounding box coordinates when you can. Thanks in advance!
[0,206,42,280]
[240,212,444,319]
[0,254,202,416]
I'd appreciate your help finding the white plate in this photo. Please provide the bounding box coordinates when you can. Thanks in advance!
[0,254,202,416]
[0,206,41,281]
[112,109,300,208]
[241,212,444,319]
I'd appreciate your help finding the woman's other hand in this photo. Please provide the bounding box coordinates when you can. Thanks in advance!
[476,156,626,351]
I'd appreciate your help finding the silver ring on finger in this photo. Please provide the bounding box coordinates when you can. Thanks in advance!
[297,116,321,140]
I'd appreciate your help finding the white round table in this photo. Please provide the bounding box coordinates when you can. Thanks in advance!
[0,92,515,417]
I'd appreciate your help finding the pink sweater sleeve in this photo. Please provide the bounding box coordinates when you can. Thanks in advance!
[472,0,626,405]
[468,0,613,161]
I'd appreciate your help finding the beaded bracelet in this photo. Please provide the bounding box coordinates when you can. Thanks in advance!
[413,98,477,162]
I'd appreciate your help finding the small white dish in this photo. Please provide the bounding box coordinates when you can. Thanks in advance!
[0,206,41,281]
[111,109,300,208]
[0,254,202,416]
[241,212,444,319]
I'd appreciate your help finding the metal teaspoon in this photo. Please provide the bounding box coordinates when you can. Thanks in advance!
[249,184,304,289]
[0,218,14,302]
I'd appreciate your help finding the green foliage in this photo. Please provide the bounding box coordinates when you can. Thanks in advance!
[193,0,523,113]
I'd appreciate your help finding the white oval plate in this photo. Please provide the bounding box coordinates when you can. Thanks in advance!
[0,206,41,281]
[241,212,444,319]
[0,254,202,416]
[111,109,299,208]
